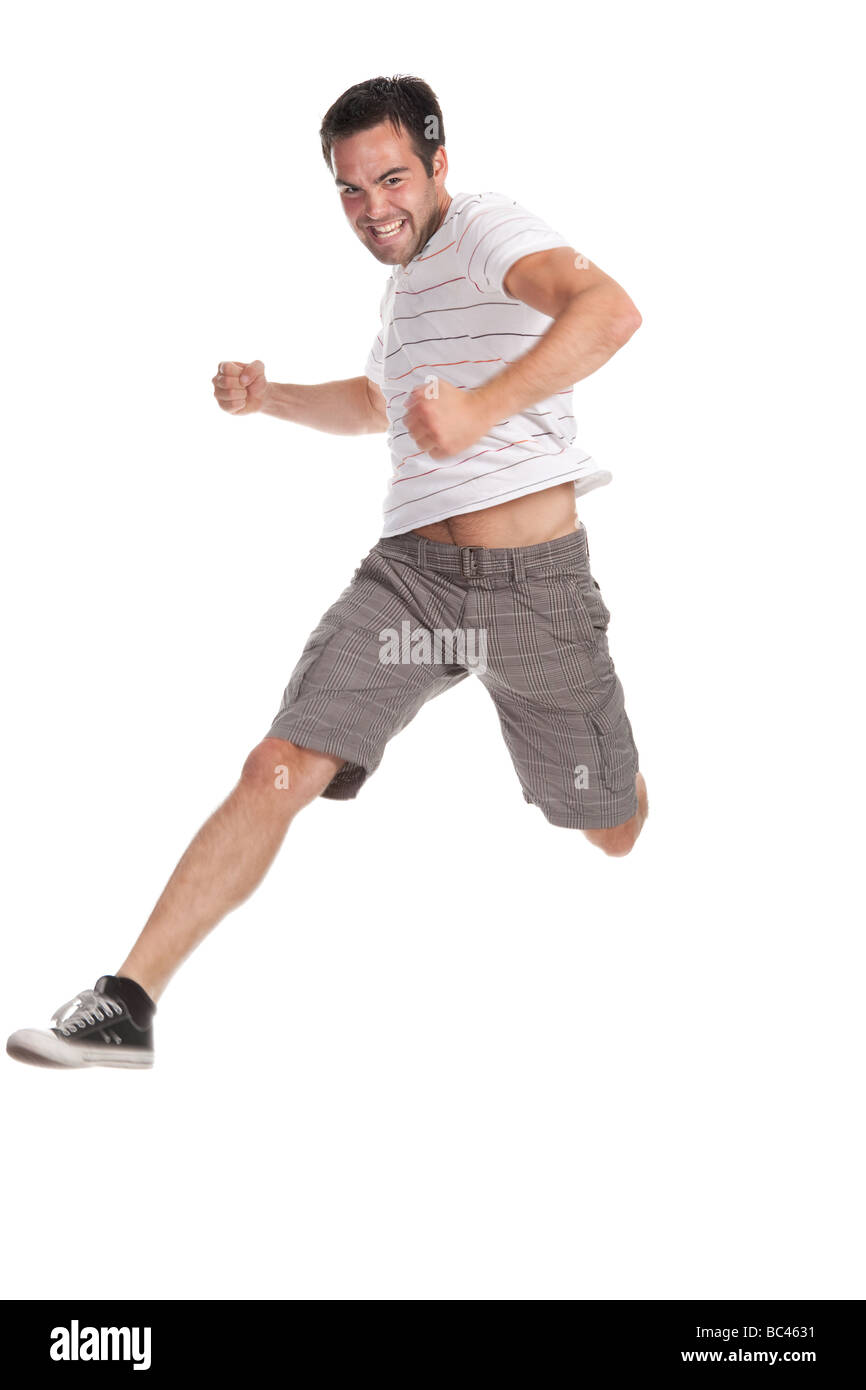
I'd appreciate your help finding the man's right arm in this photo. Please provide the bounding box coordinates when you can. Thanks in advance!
[212,360,387,435]
[262,376,388,435]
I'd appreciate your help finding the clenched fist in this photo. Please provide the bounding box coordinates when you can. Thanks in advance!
[403,376,493,460]
[212,360,269,415]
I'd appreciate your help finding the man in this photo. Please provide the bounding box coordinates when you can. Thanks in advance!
[7,74,648,1070]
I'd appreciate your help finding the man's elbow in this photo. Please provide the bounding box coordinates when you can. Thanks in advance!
[362,376,390,433]
[613,301,642,345]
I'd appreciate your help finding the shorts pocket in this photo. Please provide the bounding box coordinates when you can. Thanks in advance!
[566,574,611,642]
[587,699,636,792]
[580,576,611,633]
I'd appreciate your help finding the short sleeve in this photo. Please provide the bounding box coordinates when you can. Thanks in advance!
[365,334,385,386]
[365,282,388,384]
[457,194,572,298]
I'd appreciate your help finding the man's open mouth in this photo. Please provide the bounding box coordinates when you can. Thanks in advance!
[368,219,406,242]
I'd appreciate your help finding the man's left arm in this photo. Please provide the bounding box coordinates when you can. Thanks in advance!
[478,247,641,420]
[404,248,641,460]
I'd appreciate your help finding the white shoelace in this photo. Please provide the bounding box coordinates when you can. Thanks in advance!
[51,988,124,1036]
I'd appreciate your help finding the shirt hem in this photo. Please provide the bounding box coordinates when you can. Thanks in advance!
[379,466,613,539]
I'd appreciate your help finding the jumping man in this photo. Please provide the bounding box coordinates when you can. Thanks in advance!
[7,74,648,1070]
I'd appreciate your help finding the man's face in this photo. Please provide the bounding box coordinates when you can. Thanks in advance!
[332,120,449,268]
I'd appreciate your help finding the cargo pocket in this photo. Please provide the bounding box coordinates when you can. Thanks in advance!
[587,692,636,792]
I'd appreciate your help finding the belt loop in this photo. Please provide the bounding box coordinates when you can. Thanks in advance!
[417,536,428,568]
[460,545,479,578]
[511,548,526,581]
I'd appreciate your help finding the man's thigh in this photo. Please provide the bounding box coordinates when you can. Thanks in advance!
[264,545,472,801]
[475,559,640,830]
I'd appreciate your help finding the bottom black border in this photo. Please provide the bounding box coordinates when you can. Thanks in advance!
[2,1298,862,1374]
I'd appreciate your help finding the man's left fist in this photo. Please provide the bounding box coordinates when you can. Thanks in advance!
[403,376,492,461]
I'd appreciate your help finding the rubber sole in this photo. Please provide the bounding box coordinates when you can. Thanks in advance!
[6,1028,154,1069]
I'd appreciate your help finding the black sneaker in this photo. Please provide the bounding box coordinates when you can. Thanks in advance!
[6,974,156,1069]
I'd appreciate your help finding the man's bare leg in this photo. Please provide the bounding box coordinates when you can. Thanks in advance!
[116,738,346,1003]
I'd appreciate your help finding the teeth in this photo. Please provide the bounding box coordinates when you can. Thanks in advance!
[371,220,404,236]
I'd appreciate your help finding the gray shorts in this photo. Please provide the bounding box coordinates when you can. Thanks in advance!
[265,524,640,829]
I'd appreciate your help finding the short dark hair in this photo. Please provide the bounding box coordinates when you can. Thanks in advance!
[320,75,445,179]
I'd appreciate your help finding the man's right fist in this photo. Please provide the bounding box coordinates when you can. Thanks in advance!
[212,360,268,415]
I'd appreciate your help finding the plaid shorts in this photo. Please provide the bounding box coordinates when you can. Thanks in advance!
[265,524,640,829]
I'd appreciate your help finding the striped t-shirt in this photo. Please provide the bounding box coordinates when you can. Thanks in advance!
[365,190,612,538]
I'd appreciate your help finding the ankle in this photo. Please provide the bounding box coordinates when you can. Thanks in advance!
[115,965,161,1007]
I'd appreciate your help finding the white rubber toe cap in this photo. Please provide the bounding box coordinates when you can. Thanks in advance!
[6,1028,89,1067]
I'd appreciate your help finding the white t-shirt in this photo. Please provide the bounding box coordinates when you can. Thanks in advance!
[365,190,612,538]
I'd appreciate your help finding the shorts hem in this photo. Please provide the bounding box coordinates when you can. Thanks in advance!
[524,794,639,830]
[263,720,378,801]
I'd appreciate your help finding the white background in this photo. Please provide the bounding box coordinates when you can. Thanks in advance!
[1,0,863,1300]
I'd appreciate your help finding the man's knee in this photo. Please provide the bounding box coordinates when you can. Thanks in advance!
[582,815,642,857]
[582,772,648,856]
[241,736,347,806]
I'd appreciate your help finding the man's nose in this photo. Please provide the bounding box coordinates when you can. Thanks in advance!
[364,193,393,221]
